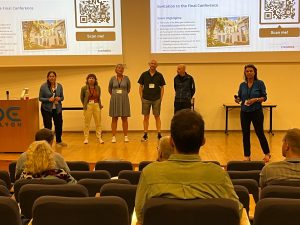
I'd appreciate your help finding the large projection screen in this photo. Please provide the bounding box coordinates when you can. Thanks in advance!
[0,0,122,67]
[150,0,300,63]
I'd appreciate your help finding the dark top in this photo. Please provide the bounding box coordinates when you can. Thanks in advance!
[237,80,267,112]
[174,73,195,102]
[138,70,166,101]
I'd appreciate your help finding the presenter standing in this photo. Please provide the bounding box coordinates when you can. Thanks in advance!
[108,64,131,143]
[138,59,166,141]
[39,71,66,147]
[80,74,104,144]
[235,64,270,162]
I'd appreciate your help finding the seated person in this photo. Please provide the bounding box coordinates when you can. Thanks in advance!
[19,140,76,184]
[135,109,242,224]
[260,128,300,188]
[15,128,70,179]
[157,136,174,161]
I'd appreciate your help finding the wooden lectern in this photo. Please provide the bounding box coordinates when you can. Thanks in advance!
[0,98,39,152]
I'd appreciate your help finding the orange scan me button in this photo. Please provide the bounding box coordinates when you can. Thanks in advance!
[259,27,299,37]
[76,32,115,41]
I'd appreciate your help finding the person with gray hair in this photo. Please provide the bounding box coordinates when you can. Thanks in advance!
[260,128,300,188]
[157,136,174,161]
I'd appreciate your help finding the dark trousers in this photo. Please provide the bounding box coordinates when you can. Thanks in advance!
[240,109,270,157]
[41,108,63,143]
[174,101,192,114]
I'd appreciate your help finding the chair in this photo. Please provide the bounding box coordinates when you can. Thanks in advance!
[234,185,249,214]
[95,160,133,177]
[13,178,67,202]
[268,179,300,187]
[32,196,129,225]
[227,170,261,184]
[0,170,12,189]
[118,170,141,185]
[0,179,7,188]
[0,196,22,225]
[231,178,259,202]
[143,198,240,225]
[253,198,300,225]
[138,161,154,171]
[100,183,137,224]
[227,160,265,171]
[260,185,300,200]
[0,185,11,196]
[66,161,90,171]
[8,161,16,183]
[19,184,88,219]
[70,170,111,181]
[78,178,130,197]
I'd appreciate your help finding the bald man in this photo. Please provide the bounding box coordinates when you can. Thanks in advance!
[174,64,195,113]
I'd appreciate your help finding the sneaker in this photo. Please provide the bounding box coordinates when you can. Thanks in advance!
[83,138,88,144]
[56,141,67,147]
[243,156,251,161]
[124,136,129,142]
[99,138,104,144]
[111,136,116,143]
[157,133,162,139]
[141,133,148,142]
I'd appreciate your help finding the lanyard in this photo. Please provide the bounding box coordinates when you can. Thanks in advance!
[117,75,123,88]
[89,86,95,97]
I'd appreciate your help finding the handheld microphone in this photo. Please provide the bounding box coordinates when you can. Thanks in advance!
[6,90,9,100]
[234,95,238,99]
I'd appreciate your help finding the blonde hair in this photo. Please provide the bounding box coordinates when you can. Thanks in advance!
[158,136,174,161]
[24,140,56,175]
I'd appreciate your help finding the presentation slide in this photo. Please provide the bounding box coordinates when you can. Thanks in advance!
[151,0,300,53]
[0,0,122,56]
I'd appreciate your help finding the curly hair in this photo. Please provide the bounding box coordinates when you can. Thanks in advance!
[24,140,56,175]
[85,73,98,85]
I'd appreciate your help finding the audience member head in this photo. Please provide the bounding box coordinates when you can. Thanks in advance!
[24,140,56,175]
[177,64,186,76]
[170,109,205,154]
[157,136,174,161]
[244,64,258,81]
[282,128,300,158]
[35,128,54,145]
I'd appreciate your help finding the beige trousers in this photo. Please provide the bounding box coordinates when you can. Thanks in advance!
[83,103,102,139]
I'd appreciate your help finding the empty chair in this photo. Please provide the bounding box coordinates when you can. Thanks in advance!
[95,160,133,177]
[0,170,12,189]
[100,183,137,224]
[260,185,300,200]
[78,178,130,197]
[13,178,67,202]
[227,170,261,184]
[231,178,259,202]
[0,185,11,196]
[19,184,88,219]
[254,198,300,225]
[67,161,90,171]
[118,170,141,185]
[143,198,240,225]
[70,170,111,181]
[0,196,22,225]
[32,196,129,225]
[234,185,250,214]
[227,160,265,171]
[138,161,154,171]
[8,161,16,183]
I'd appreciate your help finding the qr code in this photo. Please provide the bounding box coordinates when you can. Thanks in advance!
[75,0,115,28]
[260,0,299,24]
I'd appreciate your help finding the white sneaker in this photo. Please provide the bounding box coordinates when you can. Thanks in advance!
[111,136,116,143]
[124,136,129,142]
[83,138,88,144]
[99,138,104,144]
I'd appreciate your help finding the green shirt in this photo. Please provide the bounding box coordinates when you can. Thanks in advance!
[135,154,242,224]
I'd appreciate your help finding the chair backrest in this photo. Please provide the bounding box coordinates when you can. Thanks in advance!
[227,170,261,184]
[0,170,12,189]
[70,170,111,181]
[227,161,265,171]
[14,178,67,202]
[118,170,141,185]
[268,179,300,187]
[8,161,16,183]
[66,161,90,171]
[77,178,130,197]
[143,198,240,225]
[138,161,154,171]
[0,185,11,197]
[231,178,259,202]
[0,196,22,225]
[260,185,300,200]
[19,184,88,219]
[95,160,133,177]
[32,196,129,225]
[254,198,300,225]
[234,185,249,214]
[100,183,137,224]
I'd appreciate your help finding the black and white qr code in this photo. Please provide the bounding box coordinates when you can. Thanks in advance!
[75,0,115,28]
[260,0,299,24]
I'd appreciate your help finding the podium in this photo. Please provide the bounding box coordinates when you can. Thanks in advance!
[0,98,39,152]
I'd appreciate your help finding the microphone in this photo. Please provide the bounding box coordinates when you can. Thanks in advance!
[234,95,238,99]
[6,90,9,100]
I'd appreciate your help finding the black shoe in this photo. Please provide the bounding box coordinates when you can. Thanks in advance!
[141,133,148,142]
[157,133,162,139]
